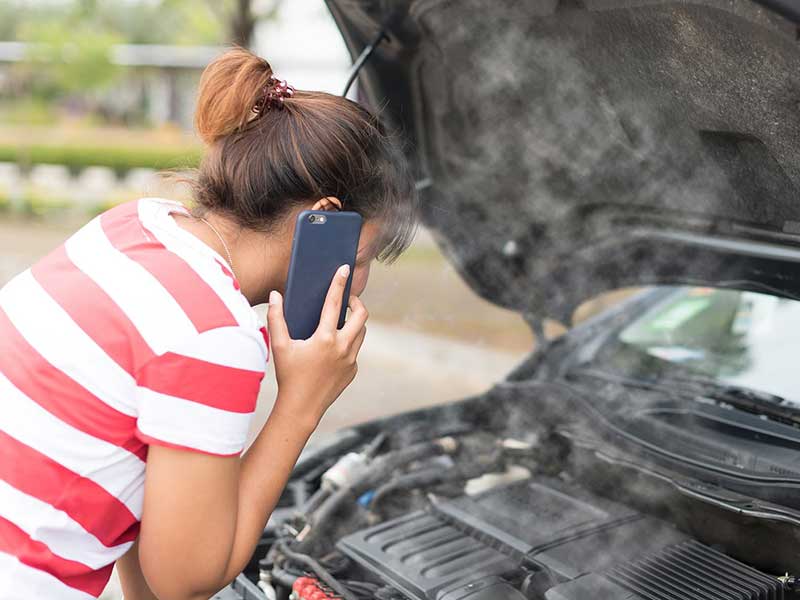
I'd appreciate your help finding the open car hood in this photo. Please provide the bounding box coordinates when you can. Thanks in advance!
[327,0,800,324]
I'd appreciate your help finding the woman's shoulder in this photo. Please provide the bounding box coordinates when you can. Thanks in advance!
[76,197,262,344]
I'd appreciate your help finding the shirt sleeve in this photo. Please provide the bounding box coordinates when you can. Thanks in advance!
[134,326,267,456]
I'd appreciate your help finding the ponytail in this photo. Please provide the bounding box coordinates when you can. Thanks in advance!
[194,47,273,145]
[190,47,418,263]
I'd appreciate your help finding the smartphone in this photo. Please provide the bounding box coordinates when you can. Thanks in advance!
[283,210,362,340]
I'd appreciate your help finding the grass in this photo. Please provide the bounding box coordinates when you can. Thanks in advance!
[0,143,202,175]
[0,123,203,174]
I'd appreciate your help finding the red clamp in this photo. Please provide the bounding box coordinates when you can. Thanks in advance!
[291,576,338,600]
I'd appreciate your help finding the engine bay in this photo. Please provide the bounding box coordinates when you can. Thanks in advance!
[338,479,782,600]
[230,379,800,600]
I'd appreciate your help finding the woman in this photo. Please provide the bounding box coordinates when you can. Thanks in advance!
[0,47,416,599]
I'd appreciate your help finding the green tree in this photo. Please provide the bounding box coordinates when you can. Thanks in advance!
[4,0,223,105]
[0,0,285,48]
[18,20,122,97]
[92,0,224,46]
[0,0,284,123]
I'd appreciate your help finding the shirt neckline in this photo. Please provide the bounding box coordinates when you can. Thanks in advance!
[146,198,240,287]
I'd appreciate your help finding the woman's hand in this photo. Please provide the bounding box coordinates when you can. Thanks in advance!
[267,264,368,430]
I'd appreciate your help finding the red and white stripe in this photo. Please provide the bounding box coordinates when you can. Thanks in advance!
[1,270,138,416]
[0,480,133,569]
[136,198,259,331]
[0,198,268,597]
[0,551,97,600]
[0,371,146,517]
[65,216,198,353]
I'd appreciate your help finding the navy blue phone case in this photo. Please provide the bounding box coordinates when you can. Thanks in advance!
[283,210,362,340]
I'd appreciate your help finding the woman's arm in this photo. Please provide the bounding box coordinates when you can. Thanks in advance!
[117,540,158,600]
[137,405,313,600]
[134,266,367,600]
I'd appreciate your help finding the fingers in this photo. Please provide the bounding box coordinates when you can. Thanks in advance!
[267,290,291,345]
[342,295,368,339]
[318,264,350,333]
[350,324,367,358]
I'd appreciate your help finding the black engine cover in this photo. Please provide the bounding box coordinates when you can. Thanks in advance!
[338,479,782,600]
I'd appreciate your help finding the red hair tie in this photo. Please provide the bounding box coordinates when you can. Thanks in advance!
[254,75,295,114]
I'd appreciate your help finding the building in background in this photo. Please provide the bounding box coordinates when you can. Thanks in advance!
[0,1,358,216]
[0,1,353,130]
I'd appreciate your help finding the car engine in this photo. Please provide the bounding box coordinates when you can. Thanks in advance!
[336,478,783,600]
[230,382,800,600]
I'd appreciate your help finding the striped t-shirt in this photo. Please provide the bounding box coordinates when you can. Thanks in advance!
[0,198,268,599]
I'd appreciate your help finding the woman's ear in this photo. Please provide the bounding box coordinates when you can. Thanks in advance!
[311,196,343,211]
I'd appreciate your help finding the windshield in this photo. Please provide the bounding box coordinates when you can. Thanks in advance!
[595,286,800,410]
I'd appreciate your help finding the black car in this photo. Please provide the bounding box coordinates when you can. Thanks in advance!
[219,1,800,599]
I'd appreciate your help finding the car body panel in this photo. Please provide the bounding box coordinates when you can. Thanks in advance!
[326,0,800,323]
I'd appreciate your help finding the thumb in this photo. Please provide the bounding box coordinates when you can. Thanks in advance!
[266,290,291,346]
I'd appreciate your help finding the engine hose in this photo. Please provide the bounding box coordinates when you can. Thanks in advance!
[294,438,457,551]
[300,487,330,515]
[369,466,451,507]
[370,452,507,511]
[343,580,381,598]
[275,541,358,600]
[363,431,388,457]
[299,433,385,516]
[270,564,301,589]
[358,438,455,489]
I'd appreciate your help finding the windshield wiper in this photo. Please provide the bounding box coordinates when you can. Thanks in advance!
[653,373,800,427]
[569,365,800,427]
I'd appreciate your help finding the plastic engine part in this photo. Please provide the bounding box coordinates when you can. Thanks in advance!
[336,479,692,599]
[606,540,785,600]
[544,540,785,599]
[338,479,786,600]
[338,511,517,600]
[321,452,369,491]
[436,576,527,599]
[290,576,338,600]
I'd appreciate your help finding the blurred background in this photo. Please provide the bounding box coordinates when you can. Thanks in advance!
[0,0,536,423]
[0,2,616,597]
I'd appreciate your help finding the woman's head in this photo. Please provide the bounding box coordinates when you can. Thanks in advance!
[191,47,417,271]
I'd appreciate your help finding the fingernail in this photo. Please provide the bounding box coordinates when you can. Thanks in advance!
[338,264,350,278]
[269,290,279,304]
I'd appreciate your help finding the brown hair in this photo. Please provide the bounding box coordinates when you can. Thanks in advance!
[191,47,417,262]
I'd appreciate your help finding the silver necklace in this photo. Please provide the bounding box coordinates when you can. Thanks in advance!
[200,217,236,281]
